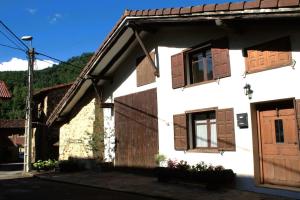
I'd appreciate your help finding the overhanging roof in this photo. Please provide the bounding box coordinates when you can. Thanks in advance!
[46,0,300,126]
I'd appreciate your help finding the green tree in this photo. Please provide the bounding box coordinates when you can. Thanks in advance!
[0,52,93,119]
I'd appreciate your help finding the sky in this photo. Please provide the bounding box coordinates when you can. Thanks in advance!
[0,0,244,71]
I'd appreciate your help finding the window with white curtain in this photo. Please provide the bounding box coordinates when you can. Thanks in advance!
[190,111,217,149]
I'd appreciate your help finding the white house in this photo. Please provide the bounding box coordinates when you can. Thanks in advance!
[47,0,300,198]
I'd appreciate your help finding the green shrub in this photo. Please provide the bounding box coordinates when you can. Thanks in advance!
[33,159,58,171]
[176,160,191,171]
[155,154,166,165]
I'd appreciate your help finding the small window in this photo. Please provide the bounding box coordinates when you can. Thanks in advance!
[189,49,213,84]
[136,52,156,87]
[275,119,284,143]
[189,111,217,149]
[244,37,292,73]
[171,38,231,89]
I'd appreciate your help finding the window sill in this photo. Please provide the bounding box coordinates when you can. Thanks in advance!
[187,148,219,153]
[246,62,292,75]
[184,79,216,89]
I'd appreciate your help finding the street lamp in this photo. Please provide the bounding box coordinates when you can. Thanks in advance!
[22,35,34,173]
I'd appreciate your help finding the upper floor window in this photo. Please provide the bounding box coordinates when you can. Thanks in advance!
[244,37,292,73]
[136,51,156,87]
[189,49,213,84]
[171,38,231,89]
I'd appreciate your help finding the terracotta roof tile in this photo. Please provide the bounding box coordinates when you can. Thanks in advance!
[148,9,157,16]
[156,9,163,15]
[260,0,278,8]
[230,2,245,10]
[204,4,217,11]
[124,10,130,16]
[136,10,143,16]
[191,5,204,13]
[34,83,72,97]
[0,120,25,129]
[278,0,300,7]
[180,7,191,14]
[129,10,137,16]
[163,8,172,15]
[142,9,149,16]
[244,0,261,9]
[216,3,230,11]
[0,80,11,99]
[171,7,181,15]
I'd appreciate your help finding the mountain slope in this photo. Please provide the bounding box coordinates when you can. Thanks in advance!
[0,52,93,119]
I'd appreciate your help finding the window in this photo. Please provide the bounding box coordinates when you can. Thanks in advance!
[136,52,156,87]
[275,119,284,143]
[244,37,292,73]
[173,108,235,152]
[189,49,213,84]
[171,38,231,89]
[190,111,217,148]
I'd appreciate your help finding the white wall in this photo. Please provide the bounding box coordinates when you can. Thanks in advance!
[102,23,300,197]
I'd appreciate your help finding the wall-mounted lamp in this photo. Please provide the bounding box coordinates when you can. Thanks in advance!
[243,83,253,99]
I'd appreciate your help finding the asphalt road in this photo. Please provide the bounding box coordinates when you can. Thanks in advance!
[0,176,165,200]
[0,163,164,200]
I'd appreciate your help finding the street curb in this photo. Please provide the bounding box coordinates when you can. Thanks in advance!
[33,173,176,200]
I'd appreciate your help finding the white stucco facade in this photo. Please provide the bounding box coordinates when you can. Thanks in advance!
[101,24,300,198]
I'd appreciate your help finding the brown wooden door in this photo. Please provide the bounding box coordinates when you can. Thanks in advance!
[259,106,300,187]
[114,88,158,168]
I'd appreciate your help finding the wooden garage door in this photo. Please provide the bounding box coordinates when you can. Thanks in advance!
[259,103,300,187]
[114,88,158,167]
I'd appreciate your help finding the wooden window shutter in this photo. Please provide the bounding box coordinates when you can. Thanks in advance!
[217,108,236,151]
[296,100,300,130]
[136,52,156,87]
[211,38,231,79]
[245,37,292,72]
[173,114,188,150]
[171,52,185,89]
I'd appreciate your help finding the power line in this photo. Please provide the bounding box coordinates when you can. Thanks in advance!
[0,29,26,51]
[0,41,85,72]
[0,21,29,50]
[35,56,83,74]
[0,43,26,52]
[36,52,84,70]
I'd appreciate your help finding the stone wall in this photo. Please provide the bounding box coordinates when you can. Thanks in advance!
[59,98,104,161]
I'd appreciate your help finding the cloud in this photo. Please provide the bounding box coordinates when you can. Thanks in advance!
[27,8,37,15]
[0,57,57,71]
[49,13,62,24]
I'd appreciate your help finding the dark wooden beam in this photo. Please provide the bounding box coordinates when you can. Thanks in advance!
[101,103,114,108]
[129,25,159,77]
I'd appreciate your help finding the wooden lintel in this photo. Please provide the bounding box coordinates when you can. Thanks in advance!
[131,27,159,77]
[101,103,114,108]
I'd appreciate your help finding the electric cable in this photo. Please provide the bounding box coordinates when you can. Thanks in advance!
[0,20,29,50]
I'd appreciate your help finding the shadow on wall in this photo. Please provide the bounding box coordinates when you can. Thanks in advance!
[0,135,20,163]
[59,157,101,172]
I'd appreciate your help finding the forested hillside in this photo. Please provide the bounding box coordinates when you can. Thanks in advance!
[0,52,93,119]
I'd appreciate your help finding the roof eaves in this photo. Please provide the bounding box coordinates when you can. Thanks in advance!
[47,2,300,127]
[47,14,130,126]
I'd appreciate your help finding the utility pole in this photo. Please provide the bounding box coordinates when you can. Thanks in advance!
[22,36,34,173]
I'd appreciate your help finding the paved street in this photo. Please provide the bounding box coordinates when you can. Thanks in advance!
[0,163,295,200]
[0,163,163,200]
[0,176,164,200]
